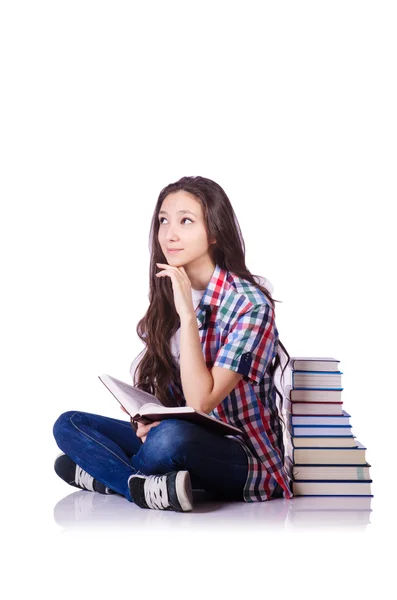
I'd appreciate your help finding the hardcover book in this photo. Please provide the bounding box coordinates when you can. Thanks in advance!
[292,371,343,390]
[285,439,368,464]
[98,374,242,436]
[287,423,353,436]
[289,387,343,402]
[291,480,373,496]
[285,411,352,426]
[289,357,340,372]
[285,457,371,480]
[291,436,358,448]
[284,398,343,416]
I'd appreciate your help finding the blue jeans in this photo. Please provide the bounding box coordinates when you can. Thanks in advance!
[53,411,249,502]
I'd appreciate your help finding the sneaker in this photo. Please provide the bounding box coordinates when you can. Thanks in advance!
[54,453,116,495]
[128,471,193,512]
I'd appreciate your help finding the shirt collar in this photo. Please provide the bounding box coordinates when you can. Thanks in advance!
[199,263,229,308]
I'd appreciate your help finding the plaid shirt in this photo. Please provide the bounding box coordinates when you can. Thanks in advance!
[131,263,293,501]
[192,263,293,502]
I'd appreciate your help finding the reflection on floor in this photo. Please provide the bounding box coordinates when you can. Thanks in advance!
[54,489,372,532]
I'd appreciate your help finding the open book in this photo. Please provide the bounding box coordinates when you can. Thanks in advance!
[98,374,242,436]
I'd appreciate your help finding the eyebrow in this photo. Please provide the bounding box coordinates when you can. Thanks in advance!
[158,210,197,217]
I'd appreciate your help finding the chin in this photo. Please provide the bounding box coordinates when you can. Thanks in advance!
[167,255,186,265]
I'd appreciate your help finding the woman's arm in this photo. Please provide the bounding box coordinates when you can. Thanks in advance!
[179,314,213,412]
[179,314,243,413]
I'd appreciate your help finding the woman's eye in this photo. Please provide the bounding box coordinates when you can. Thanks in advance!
[159,217,193,224]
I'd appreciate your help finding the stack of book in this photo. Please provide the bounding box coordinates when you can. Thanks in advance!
[282,357,373,498]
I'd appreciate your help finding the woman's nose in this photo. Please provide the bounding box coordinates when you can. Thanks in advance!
[166,228,180,241]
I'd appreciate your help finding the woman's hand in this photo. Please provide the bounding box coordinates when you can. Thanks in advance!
[155,263,195,320]
[121,407,160,443]
[135,420,161,443]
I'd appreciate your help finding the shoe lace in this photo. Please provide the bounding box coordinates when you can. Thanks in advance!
[75,465,95,491]
[144,475,169,510]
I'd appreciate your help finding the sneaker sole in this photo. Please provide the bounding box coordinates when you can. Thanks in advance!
[175,471,193,512]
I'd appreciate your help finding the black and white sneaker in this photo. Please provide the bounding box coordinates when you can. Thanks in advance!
[128,471,193,512]
[54,453,116,495]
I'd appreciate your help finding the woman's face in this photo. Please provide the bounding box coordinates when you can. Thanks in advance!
[157,190,215,269]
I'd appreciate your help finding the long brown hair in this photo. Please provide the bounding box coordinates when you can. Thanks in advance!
[132,176,290,428]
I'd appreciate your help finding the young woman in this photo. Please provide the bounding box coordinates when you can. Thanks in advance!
[53,175,293,512]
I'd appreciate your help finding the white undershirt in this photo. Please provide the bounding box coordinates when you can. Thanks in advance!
[129,287,206,379]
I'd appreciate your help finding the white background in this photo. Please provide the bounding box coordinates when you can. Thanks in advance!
[1,1,396,597]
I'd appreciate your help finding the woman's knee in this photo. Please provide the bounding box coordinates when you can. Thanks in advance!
[146,419,198,454]
[53,410,83,442]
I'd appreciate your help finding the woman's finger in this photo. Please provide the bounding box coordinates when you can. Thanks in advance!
[136,422,149,433]
[136,421,161,438]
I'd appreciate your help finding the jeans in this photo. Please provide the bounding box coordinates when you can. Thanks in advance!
[53,411,249,502]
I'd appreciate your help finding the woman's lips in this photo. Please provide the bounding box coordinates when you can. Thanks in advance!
[167,249,183,253]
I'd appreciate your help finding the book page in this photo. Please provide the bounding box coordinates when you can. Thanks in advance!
[139,404,195,416]
[98,374,163,414]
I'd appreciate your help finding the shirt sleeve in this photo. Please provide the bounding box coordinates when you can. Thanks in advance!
[212,302,278,385]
